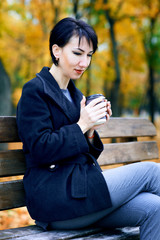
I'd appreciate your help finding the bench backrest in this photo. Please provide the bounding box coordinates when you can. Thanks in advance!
[0,116,159,211]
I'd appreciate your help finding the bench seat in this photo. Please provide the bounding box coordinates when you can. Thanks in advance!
[0,225,139,239]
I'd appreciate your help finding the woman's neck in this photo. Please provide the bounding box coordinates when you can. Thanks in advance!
[49,64,69,89]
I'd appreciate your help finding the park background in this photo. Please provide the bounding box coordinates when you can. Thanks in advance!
[1,0,160,230]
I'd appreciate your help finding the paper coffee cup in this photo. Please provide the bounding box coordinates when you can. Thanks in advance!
[86,94,106,125]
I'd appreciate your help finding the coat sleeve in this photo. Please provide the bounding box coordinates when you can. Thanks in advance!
[85,131,104,160]
[16,80,89,166]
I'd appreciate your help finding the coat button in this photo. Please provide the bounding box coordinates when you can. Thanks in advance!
[50,164,56,169]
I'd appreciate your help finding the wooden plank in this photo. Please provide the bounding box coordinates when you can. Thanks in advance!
[74,227,139,240]
[1,140,158,177]
[0,225,102,240]
[0,226,43,240]
[0,116,157,142]
[0,226,139,240]
[98,141,159,166]
[97,117,157,138]
[0,150,26,177]
[0,180,25,210]
[0,116,20,143]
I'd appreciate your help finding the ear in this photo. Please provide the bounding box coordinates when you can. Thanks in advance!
[52,44,61,59]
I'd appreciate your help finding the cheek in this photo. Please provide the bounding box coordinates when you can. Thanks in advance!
[63,55,76,67]
[86,58,91,68]
[88,58,91,66]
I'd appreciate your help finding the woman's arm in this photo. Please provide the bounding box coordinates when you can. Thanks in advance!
[17,81,89,167]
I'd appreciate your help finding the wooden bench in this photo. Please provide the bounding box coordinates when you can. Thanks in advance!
[0,116,159,240]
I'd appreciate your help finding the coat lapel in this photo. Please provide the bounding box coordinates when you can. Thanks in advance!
[36,67,83,123]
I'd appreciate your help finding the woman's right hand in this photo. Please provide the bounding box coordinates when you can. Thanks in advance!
[77,95,107,133]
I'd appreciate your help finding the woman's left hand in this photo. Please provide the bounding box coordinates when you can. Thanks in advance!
[87,99,112,138]
[106,100,112,120]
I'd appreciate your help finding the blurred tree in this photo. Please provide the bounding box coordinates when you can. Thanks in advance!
[0,59,11,116]
[137,0,160,123]
[0,0,13,115]
[72,0,81,19]
[88,0,159,119]
[103,0,122,116]
[0,0,70,108]
[1,0,160,119]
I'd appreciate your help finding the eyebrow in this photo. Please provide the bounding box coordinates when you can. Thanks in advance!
[73,47,94,53]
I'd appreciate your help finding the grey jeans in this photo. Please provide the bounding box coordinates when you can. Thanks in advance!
[40,162,160,240]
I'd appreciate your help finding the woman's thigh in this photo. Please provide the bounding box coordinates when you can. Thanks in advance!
[102,161,160,208]
[93,192,160,240]
[49,162,160,230]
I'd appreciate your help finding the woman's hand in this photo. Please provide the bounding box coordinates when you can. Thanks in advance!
[106,100,112,120]
[87,99,112,138]
[77,95,112,134]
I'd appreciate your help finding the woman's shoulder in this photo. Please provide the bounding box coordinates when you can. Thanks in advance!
[23,76,43,91]
[22,75,45,99]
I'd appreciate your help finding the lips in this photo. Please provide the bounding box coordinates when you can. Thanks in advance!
[75,69,84,74]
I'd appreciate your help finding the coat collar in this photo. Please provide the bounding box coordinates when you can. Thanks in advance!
[36,67,83,123]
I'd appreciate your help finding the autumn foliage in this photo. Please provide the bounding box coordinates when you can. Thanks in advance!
[0,0,160,116]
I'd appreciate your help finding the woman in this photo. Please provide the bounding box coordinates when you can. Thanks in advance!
[17,17,160,239]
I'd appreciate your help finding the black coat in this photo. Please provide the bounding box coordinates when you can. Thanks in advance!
[16,67,112,223]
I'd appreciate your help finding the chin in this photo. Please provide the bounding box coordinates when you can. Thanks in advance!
[71,75,82,80]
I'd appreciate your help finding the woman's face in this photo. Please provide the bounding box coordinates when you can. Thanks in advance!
[57,35,94,80]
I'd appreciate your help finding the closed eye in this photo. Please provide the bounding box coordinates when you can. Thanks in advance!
[73,52,92,58]
[73,51,81,55]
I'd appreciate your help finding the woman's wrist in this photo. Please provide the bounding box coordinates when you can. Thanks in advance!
[77,121,88,134]
[87,130,95,139]
[88,133,94,139]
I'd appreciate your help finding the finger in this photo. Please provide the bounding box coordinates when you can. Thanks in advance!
[107,101,111,107]
[107,107,112,116]
[81,95,86,108]
[87,97,105,107]
[93,101,107,111]
[106,116,109,121]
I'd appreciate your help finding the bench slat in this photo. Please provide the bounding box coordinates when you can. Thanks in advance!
[0,150,26,177]
[0,225,103,240]
[0,225,139,240]
[12,228,139,240]
[0,226,43,240]
[0,180,25,210]
[0,116,20,143]
[98,141,159,166]
[74,227,140,240]
[0,117,157,143]
[0,142,159,177]
[98,118,157,138]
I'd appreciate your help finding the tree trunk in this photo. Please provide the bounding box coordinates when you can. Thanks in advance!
[86,67,91,96]
[148,65,155,123]
[105,11,121,116]
[0,59,11,150]
[0,59,11,116]
[143,17,156,123]
[73,0,80,19]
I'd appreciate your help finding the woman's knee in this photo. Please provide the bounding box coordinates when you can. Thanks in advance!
[108,193,160,228]
[135,192,160,225]
[139,161,158,172]
[143,162,160,193]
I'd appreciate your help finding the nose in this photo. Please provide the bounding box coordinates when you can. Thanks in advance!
[79,56,90,68]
